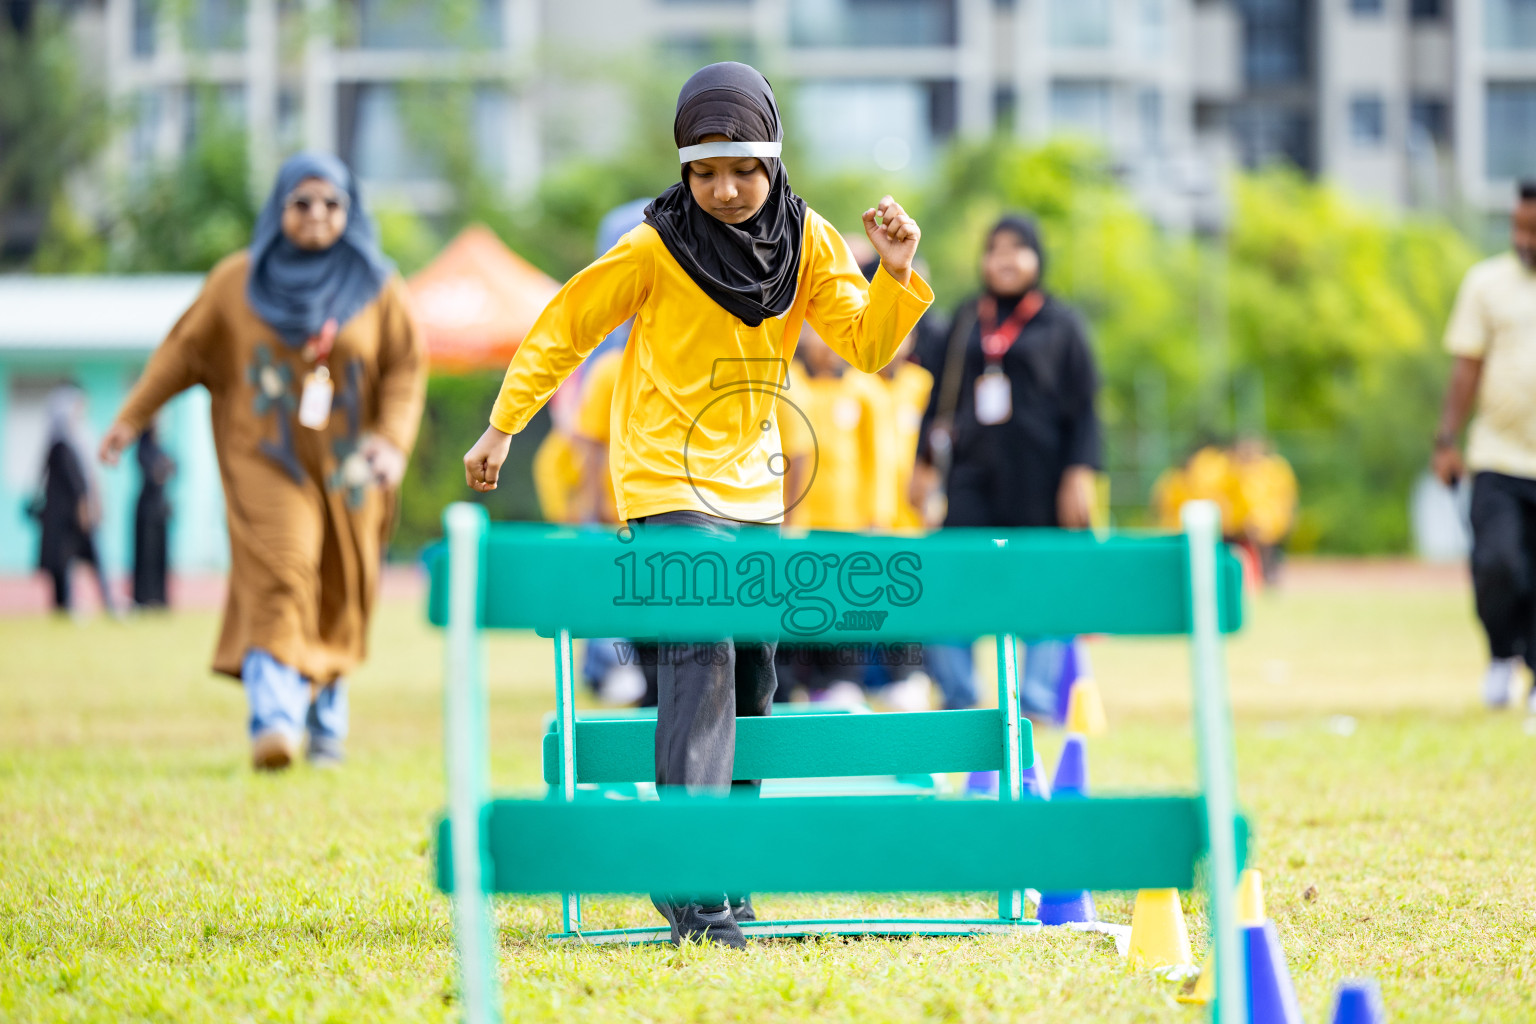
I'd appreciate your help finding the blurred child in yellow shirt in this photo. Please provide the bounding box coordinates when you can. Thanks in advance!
[1232,437,1297,581]
[781,327,875,531]
[853,334,932,530]
[1152,440,1296,584]
[531,427,583,524]
[779,327,935,710]
[569,347,623,524]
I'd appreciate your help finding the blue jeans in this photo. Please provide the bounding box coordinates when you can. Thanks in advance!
[241,649,347,746]
[923,644,977,710]
[1020,639,1072,719]
[924,640,1070,718]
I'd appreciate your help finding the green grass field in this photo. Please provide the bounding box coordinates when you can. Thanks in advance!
[3,573,1535,1023]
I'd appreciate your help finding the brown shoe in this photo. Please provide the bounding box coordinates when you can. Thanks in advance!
[251,729,298,771]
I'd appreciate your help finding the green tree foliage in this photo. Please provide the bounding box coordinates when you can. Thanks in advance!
[0,7,108,265]
[897,142,1477,552]
[1224,171,1478,551]
[32,194,109,273]
[393,373,550,554]
[110,108,257,272]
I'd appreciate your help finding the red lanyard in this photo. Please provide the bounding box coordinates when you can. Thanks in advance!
[303,318,339,365]
[979,292,1044,363]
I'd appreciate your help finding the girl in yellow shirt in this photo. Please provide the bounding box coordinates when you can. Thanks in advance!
[462,62,931,947]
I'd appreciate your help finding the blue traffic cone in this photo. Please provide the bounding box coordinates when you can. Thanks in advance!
[1036,889,1097,925]
[1022,755,1051,799]
[1330,979,1384,1024]
[967,770,999,795]
[1036,735,1095,924]
[1052,734,1089,796]
[1244,921,1304,1024]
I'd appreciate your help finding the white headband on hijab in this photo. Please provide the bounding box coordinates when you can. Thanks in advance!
[678,140,782,163]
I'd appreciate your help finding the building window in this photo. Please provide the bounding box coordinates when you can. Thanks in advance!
[1238,0,1310,85]
[1049,0,1112,48]
[129,89,163,168]
[349,85,434,181]
[1231,103,1313,171]
[344,84,508,181]
[132,0,156,57]
[659,35,757,65]
[1050,80,1113,140]
[349,0,502,51]
[994,85,1017,131]
[794,80,942,174]
[1139,0,1167,56]
[789,0,958,48]
[184,84,246,149]
[188,0,246,51]
[1408,97,1449,149]
[1487,83,1536,179]
[1349,95,1385,146]
[1349,0,1383,14]
[1138,88,1163,154]
[1409,0,1444,19]
[1486,0,1536,49]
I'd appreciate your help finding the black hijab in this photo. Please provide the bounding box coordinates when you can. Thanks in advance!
[246,152,392,349]
[987,214,1046,298]
[982,213,1048,320]
[644,62,807,327]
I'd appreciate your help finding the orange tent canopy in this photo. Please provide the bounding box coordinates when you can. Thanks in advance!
[406,224,561,373]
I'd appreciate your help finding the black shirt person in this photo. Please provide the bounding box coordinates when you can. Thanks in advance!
[132,422,174,609]
[914,215,1101,529]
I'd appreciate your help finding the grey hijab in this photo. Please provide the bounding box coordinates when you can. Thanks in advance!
[246,152,393,348]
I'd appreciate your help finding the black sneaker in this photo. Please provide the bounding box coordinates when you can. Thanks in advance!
[650,894,680,944]
[728,894,756,923]
[652,897,746,948]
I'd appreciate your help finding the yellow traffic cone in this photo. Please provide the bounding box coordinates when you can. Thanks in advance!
[1177,870,1265,1004]
[1064,676,1108,735]
[1127,889,1192,970]
[1179,955,1215,1004]
[1237,868,1266,925]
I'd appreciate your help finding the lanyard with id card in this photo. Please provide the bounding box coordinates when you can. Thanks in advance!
[297,318,339,430]
[973,292,1044,426]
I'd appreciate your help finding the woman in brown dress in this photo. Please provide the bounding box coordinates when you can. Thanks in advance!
[99,152,427,771]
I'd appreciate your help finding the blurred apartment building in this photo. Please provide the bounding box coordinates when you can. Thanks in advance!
[70,0,1536,224]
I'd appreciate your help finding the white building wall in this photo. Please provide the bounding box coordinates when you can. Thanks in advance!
[1318,0,1410,206]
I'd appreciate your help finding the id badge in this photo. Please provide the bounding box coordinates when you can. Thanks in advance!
[298,366,334,430]
[974,367,1012,425]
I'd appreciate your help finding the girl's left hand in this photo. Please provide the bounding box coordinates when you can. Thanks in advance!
[861,195,920,284]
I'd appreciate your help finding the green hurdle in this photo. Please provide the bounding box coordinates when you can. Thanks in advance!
[427,502,1249,1024]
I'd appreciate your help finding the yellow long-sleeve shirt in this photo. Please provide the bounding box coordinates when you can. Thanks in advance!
[490,212,934,523]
